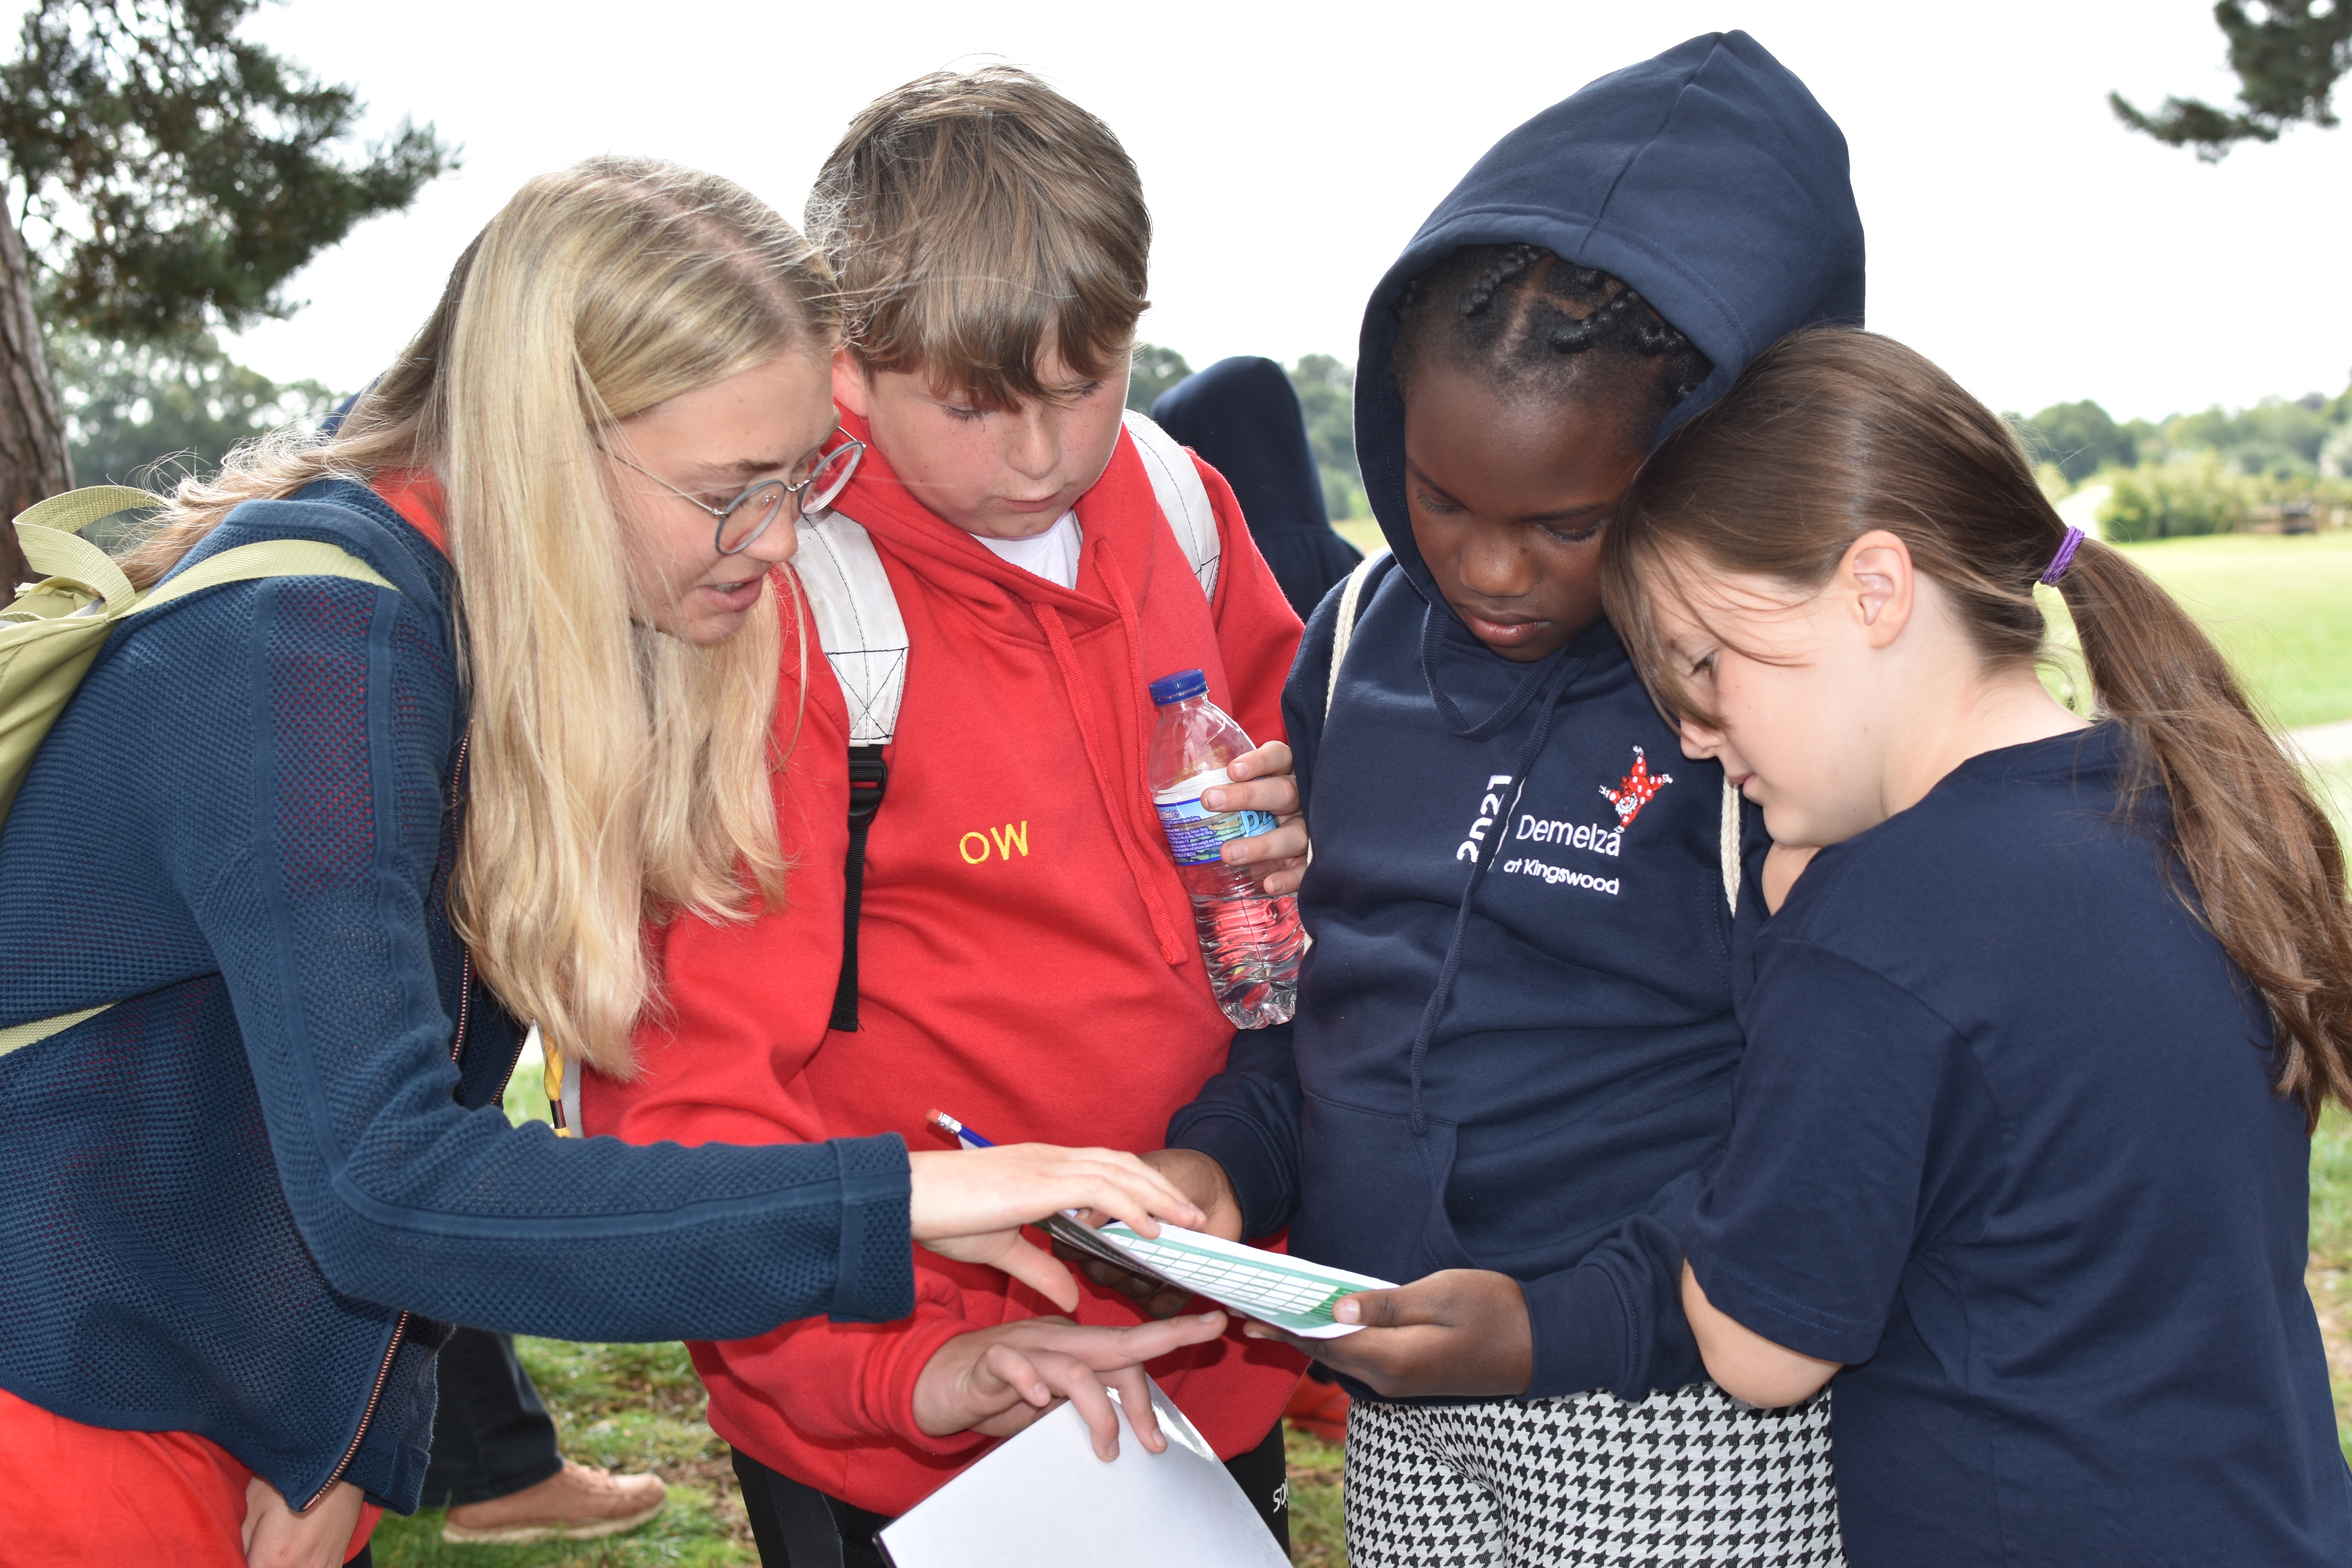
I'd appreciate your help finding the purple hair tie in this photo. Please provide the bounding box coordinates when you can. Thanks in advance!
[2040,525,2085,586]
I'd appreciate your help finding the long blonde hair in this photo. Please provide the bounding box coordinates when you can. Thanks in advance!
[121,156,836,1075]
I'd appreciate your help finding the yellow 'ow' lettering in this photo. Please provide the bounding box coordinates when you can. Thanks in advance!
[958,822,1031,865]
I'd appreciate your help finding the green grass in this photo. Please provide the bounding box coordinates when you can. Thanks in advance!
[2115,531,2352,730]
[2310,1109,2352,1465]
[1287,1429,1347,1567]
[1332,517,1383,559]
[2308,762,2352,844]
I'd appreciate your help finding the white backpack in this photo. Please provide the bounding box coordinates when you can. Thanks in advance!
[794,410,1220,1029]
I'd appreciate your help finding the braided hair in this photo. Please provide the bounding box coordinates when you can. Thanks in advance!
[1393,243,1711,440]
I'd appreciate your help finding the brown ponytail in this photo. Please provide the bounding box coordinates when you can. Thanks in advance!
[2057,539,2352,1122]
[1602,325,2352,1129]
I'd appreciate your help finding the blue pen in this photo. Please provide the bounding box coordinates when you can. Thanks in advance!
[926,1108,995,1150]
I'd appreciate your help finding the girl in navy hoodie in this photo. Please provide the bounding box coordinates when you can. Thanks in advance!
[1605,327,2352,1566]
[1149,32,1862,1566]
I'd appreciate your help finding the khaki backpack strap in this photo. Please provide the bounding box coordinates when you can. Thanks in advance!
[13,525,138,615]
[9,533,394,630]
[0,1004,111,1060]
[133,538,396,613]
[13,486,164,539]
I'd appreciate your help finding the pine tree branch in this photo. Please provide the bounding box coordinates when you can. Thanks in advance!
[2114,0,2352,160]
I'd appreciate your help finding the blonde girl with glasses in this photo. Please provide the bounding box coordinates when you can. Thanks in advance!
[0,156,1214,1568]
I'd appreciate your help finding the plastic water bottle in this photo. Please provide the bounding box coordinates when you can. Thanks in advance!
[1147,669,1304,1028]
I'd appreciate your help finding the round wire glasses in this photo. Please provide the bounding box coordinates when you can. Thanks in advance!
[610,436,865,556]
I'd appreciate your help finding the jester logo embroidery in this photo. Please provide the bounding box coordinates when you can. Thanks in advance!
[1600,746,1673,829]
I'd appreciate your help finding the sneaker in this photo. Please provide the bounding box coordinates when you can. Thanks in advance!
[441,1460,667,1544]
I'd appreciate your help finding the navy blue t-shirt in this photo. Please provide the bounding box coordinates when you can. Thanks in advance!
[1687,727,2352,1566]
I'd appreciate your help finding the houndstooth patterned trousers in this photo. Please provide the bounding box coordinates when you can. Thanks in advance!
[1345,1383,1844,1567]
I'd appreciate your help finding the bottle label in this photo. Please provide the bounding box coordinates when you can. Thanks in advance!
[1153,767,1278,866]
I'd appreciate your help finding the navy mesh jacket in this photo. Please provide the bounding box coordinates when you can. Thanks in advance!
[0,481,915,1512]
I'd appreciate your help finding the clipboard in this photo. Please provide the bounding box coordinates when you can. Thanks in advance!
[876,1377,1289,1568]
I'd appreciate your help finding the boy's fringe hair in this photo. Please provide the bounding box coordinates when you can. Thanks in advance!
[807,64,1149,406]
[116,156,835,1078]
[1602,325,2352,1130]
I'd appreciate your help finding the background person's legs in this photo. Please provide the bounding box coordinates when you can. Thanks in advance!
[1221,1421,1291,1551]
[423,1328,564,1507]
[425,1327,666,1545]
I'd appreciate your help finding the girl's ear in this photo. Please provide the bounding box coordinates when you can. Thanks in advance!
[1840,529,1916,650]
[831,347,872,418]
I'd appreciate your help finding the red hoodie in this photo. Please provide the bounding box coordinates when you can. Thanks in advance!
[584,415,1308,1515]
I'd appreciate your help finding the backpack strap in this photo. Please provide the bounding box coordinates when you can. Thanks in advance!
[793,506,907,1032]
[0,1004,110,1060]
[1324,548,1393,722]
[795,508,909,749]
[13,485,165,541]
[1122,410,1220,601]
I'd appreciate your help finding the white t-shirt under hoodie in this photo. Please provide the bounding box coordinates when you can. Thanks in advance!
[974,511,1081,590]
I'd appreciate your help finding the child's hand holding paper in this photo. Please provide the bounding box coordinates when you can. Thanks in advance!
[1242,1268,1534,1397]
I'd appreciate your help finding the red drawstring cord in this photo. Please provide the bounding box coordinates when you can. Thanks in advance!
[1034,599,1192,967]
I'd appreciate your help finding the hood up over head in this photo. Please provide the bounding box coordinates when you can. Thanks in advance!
[1354,30,1865,590]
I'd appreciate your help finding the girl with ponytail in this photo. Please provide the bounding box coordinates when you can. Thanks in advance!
[1602,324,2352,1566]
[0,158,1212,1568]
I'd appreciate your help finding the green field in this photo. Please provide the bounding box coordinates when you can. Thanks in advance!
[377,525,2352,1566]
[2120,532,2352,730]
[2313,1111,2352,1463]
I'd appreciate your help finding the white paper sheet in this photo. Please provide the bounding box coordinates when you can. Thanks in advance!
[877,1377,1289,1568]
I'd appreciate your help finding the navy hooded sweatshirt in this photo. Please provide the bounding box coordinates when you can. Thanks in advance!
[1167,31,1865,1403]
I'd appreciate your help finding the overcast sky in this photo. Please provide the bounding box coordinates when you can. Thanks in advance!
[196,0,2352,423]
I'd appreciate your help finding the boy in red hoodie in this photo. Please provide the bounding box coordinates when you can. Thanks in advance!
[585,67,1309,1566]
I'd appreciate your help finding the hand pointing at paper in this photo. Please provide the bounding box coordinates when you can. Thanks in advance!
[914,1312,1230,1461]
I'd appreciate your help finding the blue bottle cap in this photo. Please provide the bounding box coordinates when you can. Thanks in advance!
[1148,668,1208,706]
